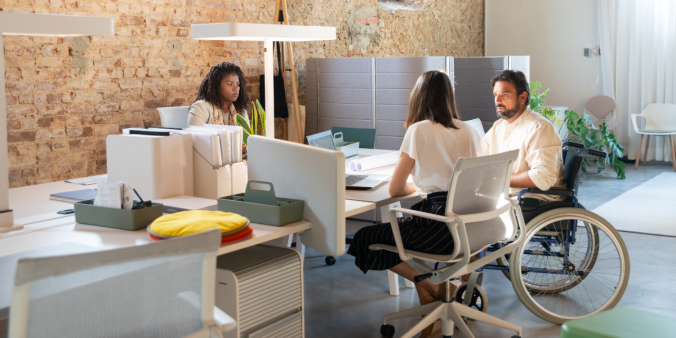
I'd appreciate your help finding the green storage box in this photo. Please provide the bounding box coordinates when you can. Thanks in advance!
[218,181,304,227]
[74,199,164,231]
[561,307,676,338]
[333,132,360,158]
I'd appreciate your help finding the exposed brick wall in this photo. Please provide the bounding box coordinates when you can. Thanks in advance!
[1,0,484,187]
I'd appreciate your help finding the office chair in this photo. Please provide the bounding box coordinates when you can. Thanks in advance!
[8,229,235,338]
[371,150,526,338]
[158,105,191,129]
[331,126,376,149]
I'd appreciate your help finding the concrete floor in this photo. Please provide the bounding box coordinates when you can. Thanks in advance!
[303,163,676,338]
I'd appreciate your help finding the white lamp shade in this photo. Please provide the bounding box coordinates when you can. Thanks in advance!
[191,22,336,41]
[0,12,114,36]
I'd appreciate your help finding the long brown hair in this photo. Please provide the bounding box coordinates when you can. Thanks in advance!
[195,61,250,113]
[405,70,459,129]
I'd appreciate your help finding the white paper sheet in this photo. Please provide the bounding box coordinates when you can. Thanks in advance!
[347,152,399,171]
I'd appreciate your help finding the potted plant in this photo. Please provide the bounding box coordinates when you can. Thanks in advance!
[529,81,625,179]
[236,99,266,145]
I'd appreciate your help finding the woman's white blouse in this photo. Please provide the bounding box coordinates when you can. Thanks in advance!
[399,120,481,194]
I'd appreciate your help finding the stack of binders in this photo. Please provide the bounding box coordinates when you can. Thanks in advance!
[181,125,247,199]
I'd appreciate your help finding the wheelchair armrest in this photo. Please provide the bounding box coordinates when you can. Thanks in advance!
[527,187,574,197]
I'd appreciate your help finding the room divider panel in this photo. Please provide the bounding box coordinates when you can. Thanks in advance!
[306,55,529,144]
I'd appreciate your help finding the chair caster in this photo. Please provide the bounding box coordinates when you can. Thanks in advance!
[325,256,336,266]
[380,324,395,337]
[511,336,521,338]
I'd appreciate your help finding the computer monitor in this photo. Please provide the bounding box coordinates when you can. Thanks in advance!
[306,130,336,151]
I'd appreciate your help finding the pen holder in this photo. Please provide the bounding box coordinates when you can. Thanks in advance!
[217,181,304,227]
[334,132,359,158]
[74,200,164,231]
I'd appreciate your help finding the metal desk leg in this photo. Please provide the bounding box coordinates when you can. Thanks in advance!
[380,202,414,295]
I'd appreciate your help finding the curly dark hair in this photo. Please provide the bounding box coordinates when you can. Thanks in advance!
[490,70,530,105]
[195,61,250,113]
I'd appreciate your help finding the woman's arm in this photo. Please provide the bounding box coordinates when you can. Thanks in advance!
[187,102,211,127]
[388,152,417,197]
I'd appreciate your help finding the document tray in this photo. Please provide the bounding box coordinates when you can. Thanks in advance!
[334,132,360,158]
[217,181,304,227]
[74,200,164,231]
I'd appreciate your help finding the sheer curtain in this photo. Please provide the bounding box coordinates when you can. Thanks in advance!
[598,0,676,162]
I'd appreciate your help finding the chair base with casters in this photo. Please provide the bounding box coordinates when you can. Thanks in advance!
[367,150,526,338]
[370,242,523,338]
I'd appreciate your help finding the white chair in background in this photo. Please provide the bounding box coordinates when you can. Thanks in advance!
[158,106,191,128]
[631,103,676,171]
[585,95,616,131]
[8,229,235,338]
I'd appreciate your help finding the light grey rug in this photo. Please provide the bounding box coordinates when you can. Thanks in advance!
[593,172,676,237]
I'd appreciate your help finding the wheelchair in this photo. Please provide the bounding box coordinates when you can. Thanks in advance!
[454,142,630,325]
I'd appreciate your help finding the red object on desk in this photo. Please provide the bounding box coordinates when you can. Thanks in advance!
[149,225,254,244]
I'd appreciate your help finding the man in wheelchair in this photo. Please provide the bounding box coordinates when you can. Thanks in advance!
[482,70,574,224]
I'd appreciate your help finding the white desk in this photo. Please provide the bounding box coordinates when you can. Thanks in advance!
[345,149,420,295]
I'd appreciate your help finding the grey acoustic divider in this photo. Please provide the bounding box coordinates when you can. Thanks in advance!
[375,57,446,150]
[305,55,529,138]
[305,59,319,137]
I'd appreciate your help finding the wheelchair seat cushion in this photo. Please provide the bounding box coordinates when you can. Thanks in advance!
[521,200,585,228]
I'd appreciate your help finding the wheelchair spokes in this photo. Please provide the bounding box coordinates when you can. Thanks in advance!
[509,208,629,324]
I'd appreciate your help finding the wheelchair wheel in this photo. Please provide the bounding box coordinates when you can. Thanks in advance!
[509,208,629,324]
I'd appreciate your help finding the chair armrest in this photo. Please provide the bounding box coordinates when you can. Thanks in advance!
[390,207,455,223]
[527,187,574,197]
[631,114,642,133]
[213,306,236,332]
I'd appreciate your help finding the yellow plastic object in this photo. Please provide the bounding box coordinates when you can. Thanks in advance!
[149,210,248,237]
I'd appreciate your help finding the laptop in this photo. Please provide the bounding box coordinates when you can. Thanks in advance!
[307,131,389,190]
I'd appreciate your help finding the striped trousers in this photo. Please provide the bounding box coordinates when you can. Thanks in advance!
[347,192,455,274]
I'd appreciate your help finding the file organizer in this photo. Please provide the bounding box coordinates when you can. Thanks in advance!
[217,181,304,227]
[193,148,248,199]
[107,134,194,200]
[74,200,164,231]
[333,132,359,158]
[215,245,304,338]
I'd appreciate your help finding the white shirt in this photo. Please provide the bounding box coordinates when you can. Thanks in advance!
[399,120,481,194]
[481,109,565,197]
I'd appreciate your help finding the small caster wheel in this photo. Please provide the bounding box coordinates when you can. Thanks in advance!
[325,256,337,266]
[454,283,488,313]
[510,336,521,338]
[380,324,395,337]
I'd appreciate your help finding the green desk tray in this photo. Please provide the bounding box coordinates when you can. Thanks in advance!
[217,181,304,227]
[334,132,359,158]
[561,307,676,338]
[74,199,164,231]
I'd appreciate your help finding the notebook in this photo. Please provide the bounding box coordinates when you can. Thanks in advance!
[49,189,97,203]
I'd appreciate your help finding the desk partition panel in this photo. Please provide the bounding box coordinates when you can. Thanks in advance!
[375,57,446,150]
[306,55,529,141]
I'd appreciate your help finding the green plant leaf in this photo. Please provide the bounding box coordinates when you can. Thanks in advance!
[252,102,258,136]
[236,114,252,145]
[255,99,266,137]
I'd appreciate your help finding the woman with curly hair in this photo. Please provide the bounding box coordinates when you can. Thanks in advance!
[188,61,251,127]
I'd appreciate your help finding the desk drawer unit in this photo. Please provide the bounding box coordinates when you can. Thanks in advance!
[216,245,304,338]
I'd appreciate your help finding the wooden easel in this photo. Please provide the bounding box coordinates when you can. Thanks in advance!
[273,0,303,143]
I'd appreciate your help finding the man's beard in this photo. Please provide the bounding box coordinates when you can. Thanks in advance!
[496,101,521,120]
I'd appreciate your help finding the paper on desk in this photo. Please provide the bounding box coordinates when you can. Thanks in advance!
[94,182,134,209]
[347,152,398,171]
[65,174,108,185]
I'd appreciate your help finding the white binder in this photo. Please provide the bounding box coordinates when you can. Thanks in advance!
[188,125,233,165]
[183,130,222,167]
[206,124,243,162]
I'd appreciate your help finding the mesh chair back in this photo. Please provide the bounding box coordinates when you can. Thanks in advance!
[446,150,519,252]
[9,230,221,338]
[158,106,190,129]
[331,127,376,149]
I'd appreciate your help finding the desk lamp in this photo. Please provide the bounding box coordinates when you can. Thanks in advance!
[0,13,115,233]
[190,22,336,139]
